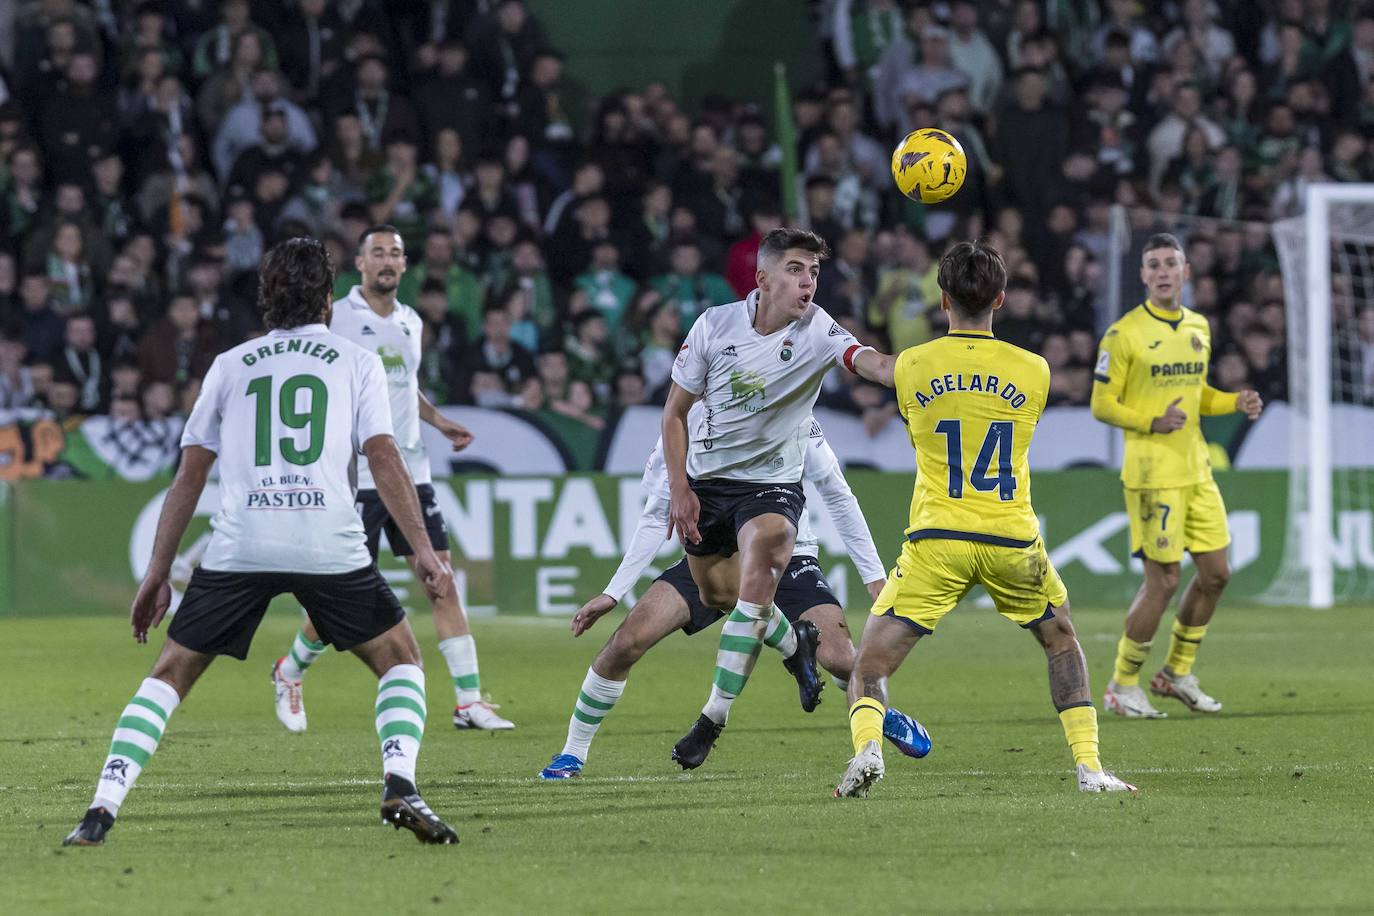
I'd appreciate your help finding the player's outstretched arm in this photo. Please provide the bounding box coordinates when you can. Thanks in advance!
[575,492,672,636]
[419,390,474,451]
[847,346,897,388]
[662,382,702,545]
[365,433,453,601]
[131,445,216,643]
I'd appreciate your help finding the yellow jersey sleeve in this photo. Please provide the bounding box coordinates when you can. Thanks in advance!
[1091,324,1154,435]
[1200,384,1240,415]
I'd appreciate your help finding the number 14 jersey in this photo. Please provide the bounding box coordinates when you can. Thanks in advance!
[894,330,1050,547]
[181,323,394,573]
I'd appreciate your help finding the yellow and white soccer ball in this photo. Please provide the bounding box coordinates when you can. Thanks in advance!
[890,127,967,204]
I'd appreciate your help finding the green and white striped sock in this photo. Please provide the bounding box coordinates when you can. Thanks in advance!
[763,605,798,658]
[91,677,181,815]
[375,665,426,783]
[438,635,482,707]
[279,626,326,681]
[702,601,771,725]
[561,668,625,761]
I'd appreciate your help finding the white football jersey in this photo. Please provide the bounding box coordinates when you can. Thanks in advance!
[670,291,858,483]
[181,324,393,573]
[329,286,429,488]
[642,411,834,558]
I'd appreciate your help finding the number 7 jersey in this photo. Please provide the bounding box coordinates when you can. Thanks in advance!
[894,330,1050,546]
[181,323,394,574]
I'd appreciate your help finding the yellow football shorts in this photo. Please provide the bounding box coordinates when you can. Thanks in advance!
[869,536,1068,634]
[1124,478,1231,564]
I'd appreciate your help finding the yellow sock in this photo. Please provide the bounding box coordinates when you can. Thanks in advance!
[849,698,885,755]
[1164,620,1207,676]
[1112,635,1151,687]
[1059,705,1101,771]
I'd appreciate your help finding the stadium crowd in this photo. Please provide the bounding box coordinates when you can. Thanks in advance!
[1,0,1372,440]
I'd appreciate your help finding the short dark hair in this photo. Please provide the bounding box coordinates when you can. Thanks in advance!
[357,224,402,252]
[258,237,333,330]
[937,239,1008,319]
[1143,233,1184,256]
[758,228,830,266]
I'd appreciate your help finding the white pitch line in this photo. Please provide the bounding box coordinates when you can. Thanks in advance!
[7,761,1361,794]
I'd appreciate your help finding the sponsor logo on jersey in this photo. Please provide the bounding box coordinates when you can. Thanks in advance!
[722,345,737,357]
[1149,361,1205,377]
[377,344,407,375]
[247,488,327,509]
[828,322,845,337]
[808,419,823,438]
[727,369,767,412]
[362,326,376,336]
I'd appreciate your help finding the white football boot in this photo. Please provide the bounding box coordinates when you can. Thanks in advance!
[453,699,515,730]
[271,657,307,732]
[1077,764,1138,793]
[1103,680,1168,718]
[1150,670,1222,713]
[834,740,885,798]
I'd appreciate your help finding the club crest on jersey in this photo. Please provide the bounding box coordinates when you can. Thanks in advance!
[779,339,794,362]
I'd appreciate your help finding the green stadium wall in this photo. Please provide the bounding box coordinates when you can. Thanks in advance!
[6,469,1367,618]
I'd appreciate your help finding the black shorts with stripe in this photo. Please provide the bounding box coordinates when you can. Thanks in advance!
[356,483,450,559]
[167,566,405,658]
[656,555,840,636]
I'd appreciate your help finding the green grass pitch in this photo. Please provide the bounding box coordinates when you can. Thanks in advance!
[2,605,1370,915]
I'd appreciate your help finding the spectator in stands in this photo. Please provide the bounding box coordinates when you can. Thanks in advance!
[652,240,735,329]
[19,273,63,364]
[574,241,635,333]
[196,29,265,134]
[455,305,536,404]
[192,0,276,81]
[414,40,490,160]
[60,313,102,413]
[277,0,344,104]
[997,67,1070,231]
[137,292,219,389]
[637,300,682,399]
[947,1,1003,115]
[213,68,316,180]
[0,328,36,410]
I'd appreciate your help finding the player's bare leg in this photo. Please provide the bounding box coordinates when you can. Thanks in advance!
[675,514,823,768]
[542,581,694,779]
[64,639,216,846]
[1152,548,1230,712]
[685,552,742,610]
[350,620,458,844]
[1105,558,1180,718]
[836,614,922,797]
[1029,604,1136,792]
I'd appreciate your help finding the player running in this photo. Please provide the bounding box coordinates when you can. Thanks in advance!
[65,238,460,846]
[835,239,1136,798]
[1092,233,1263,718]
[537,415,931,779]
[269,225,514,733]
[663,227,885,769]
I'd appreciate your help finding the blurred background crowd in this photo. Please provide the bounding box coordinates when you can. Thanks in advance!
[1,0,1372,438]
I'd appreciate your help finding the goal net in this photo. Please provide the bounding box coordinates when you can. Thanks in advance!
[1270,185,1374,607]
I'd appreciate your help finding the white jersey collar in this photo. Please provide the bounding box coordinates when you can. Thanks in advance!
[269,323,328,336]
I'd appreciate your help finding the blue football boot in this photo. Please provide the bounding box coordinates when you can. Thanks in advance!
[883,707,932,758]
[538,753,585,779]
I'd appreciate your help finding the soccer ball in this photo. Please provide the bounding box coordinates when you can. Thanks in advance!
[890,128,967,204]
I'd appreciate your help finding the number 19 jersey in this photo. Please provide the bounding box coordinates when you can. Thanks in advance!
[181,323,394,573]
[894,330,1050,546]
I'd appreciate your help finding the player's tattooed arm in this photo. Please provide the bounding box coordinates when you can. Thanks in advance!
[1046,646,1091,709]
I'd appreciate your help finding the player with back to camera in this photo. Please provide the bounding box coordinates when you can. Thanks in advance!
[835,239,1137,797]
[268,225,515,733]
[662,227,900,769]
[1093,233,1262,718]
[64,238,460,846]
[537,412,931,779]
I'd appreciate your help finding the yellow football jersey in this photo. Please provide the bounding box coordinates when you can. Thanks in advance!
[894,330,1050,546]
[1094,301,1218,489]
